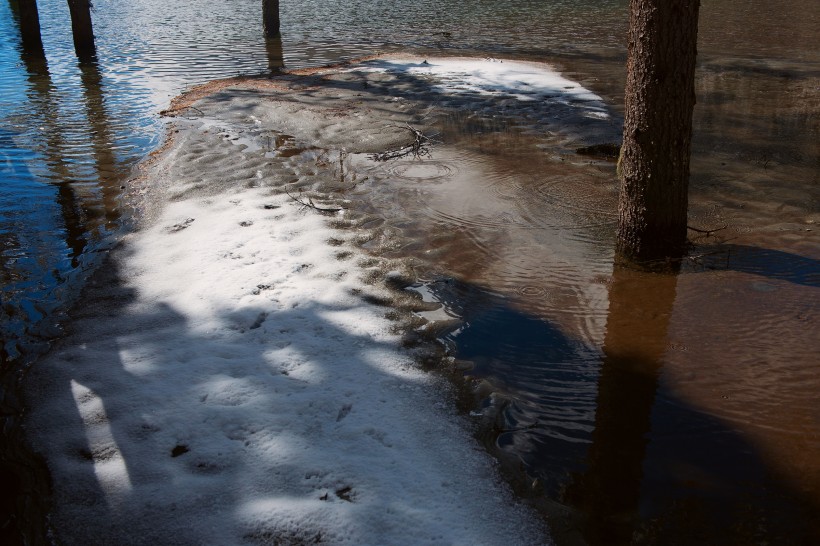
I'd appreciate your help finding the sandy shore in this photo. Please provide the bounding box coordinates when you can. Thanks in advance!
[22,56,617,545]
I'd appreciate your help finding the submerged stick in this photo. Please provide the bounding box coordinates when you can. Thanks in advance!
[285,188,343,215]
[370,123,439,161]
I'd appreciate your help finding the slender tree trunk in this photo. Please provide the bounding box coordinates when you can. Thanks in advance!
[16,0,45,56]
[67,0,96,61]
[262,0,280,38]
[617,0,700,262]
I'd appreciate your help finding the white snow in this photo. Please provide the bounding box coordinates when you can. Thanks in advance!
[357,57,610,118]
[24,57,555,544]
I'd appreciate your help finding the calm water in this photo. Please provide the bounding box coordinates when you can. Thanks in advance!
[1,0,818,543]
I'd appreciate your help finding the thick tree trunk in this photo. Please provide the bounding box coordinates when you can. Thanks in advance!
[67,0,96,61]
[617,0,700,262]
[262,0,280,38]
[16,0,45,56]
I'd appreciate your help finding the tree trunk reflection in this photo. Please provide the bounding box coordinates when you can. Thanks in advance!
[22,54,90,266]
[79,58,121,227]
[265,33,285,73]
[564,264,679,544]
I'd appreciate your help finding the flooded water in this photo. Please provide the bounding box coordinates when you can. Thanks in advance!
[1,0,818,543]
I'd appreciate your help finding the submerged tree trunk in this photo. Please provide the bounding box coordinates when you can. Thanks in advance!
[265,32,285,73]
[16,0,45,56]
[262,0,280,38]
[67,0,96,61]
[617,0,701,262]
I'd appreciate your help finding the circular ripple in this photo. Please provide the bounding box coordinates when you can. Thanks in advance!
[387,160,458,181]
[517,285,548,298]
[532,176,617,216]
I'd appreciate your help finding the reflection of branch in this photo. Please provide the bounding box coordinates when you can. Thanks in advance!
[687,224,728,236]
[687,248,731,269]
[495,423,540,434]
[285,188,343,215]
[370,123,440,161]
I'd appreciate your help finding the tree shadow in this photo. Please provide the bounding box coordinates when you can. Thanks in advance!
[690,243,819,288]
[424,266,820,545]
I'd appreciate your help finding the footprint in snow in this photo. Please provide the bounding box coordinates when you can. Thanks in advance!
[167,218,195,233]
[249,312,268,330]
[171,444,189,457]
[336,404,352,422]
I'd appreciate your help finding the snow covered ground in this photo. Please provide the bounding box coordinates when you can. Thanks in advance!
[23,57,611,545]
[353,57,609,116]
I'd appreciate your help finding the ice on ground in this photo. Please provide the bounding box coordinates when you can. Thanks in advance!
[24,57,552,545]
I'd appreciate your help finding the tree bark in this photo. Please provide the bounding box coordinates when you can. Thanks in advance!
[262,0,280,38]
[67,0,96,61]
[617,0,700,263]
[15,0,45,56]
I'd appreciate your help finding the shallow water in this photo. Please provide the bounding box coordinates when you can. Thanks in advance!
[350,109,818,543]
[1,0,819,543]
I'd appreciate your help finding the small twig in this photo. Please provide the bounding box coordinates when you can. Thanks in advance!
[184,106,205,117]
[687,224,728,236]
[285,187,343,215]
[159,104,205,118]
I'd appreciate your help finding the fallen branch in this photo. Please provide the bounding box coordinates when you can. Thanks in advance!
[370,123,439,161]
[285,188,343,215]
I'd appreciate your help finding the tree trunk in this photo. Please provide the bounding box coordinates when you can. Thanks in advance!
[67,0,96,61]
[617,0,700,262]
[262,0,280,38]
[16,0,45,56]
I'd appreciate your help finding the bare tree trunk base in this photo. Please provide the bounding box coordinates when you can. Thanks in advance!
[616,0,701,263]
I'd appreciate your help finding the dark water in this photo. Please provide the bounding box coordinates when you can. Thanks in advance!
[1,0,818,544]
